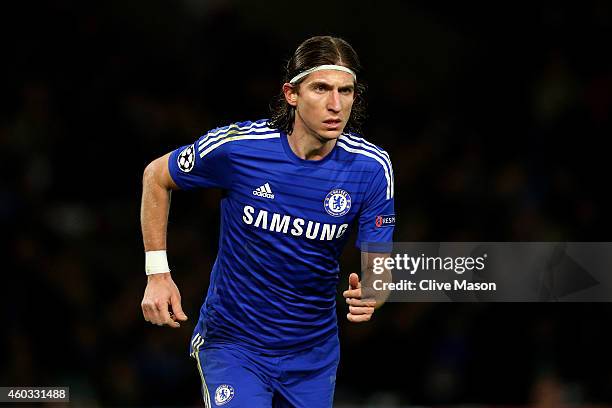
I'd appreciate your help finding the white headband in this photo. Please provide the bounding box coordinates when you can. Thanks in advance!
[289,64,357,84]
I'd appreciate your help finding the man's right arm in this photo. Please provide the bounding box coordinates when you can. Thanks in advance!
[140,153,188,328]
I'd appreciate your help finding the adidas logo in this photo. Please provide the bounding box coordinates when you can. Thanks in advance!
[252,182,275,199]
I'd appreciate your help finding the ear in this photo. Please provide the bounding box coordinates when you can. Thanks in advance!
[282,83,298,107]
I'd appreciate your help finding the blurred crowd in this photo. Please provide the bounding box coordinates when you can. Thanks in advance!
[3,1,612,406]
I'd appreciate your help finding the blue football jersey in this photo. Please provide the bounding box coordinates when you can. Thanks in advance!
[168,119,394,354]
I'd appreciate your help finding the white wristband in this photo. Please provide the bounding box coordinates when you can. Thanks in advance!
[145,250,171,275]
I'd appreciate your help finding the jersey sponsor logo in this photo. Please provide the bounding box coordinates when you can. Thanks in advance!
[375,214,395,228]
[252,182,275,199]
[214,384,234,406]
[324,189,352,217]
[242,205,349,241]
[177,144,195,173]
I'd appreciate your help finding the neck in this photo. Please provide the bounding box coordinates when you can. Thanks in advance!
[287,120,337,161]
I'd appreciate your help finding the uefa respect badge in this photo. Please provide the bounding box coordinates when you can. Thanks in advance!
[324,189,352,217]
[375,214,396,228]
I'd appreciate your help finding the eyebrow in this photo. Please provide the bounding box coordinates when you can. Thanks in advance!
[309,81,355,91]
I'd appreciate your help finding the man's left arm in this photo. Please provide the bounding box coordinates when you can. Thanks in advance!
[345,158,395,323]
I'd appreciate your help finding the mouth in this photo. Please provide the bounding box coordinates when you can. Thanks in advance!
[323,119,342,130]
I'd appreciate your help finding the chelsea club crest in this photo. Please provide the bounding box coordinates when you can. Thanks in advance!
[324,189,352,217]
[214,384,234,405]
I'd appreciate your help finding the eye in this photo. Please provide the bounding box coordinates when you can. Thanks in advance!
[339,88,354,95]
[314,84,326,92]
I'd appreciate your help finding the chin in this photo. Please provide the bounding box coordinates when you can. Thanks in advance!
[317,128,344,141]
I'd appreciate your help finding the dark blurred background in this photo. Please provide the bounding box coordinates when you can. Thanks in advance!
[3,1,612,406]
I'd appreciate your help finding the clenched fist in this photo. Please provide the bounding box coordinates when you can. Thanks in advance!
[343,273,376,323]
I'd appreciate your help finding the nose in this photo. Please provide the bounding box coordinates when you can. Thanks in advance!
[327,90,341,113]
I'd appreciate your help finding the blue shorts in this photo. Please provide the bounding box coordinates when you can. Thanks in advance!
[190,334,340,408]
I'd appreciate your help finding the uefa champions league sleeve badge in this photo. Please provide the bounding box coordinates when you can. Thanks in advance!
[324,189,352,217]
[177,144,195,173]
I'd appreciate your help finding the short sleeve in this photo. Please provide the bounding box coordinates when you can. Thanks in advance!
[168,134,232,190]
[356,166,395,252]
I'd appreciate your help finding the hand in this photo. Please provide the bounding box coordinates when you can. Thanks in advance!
[343,273,376,323]
[141,273,188,328]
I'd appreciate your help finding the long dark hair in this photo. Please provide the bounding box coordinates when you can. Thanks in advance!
[268,36,366,135]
